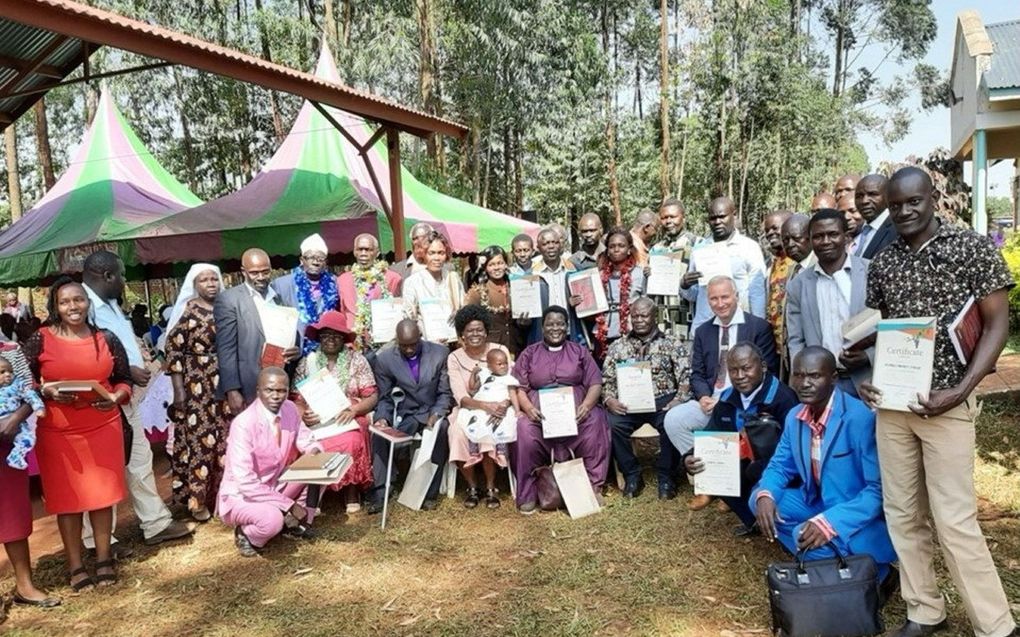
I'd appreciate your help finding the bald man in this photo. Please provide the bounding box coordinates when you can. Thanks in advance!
[218,367,322,557]
[216,248,300,413]
[834,174,858,203]
[337,233,403,352]
[630,208,660,266]
[809,192,837,213]
[570,213,605,270]
[681,197,767,335]
[781,214,813,280]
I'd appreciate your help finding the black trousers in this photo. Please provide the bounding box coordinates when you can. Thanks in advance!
[608,393,680,486]
[370,414,450,503]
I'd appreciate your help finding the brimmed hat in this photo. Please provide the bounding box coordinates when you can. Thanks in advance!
[305,310,353,341]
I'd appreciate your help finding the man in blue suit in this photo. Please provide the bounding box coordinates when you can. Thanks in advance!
[752,346,896,581]
[664,275,778,510]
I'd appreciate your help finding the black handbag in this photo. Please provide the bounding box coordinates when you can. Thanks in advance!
[743,413,783,462]
[766,543,883,637]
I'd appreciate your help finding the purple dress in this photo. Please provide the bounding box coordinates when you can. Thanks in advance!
[512,340,610,506]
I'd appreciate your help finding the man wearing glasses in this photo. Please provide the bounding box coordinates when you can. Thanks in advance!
[272,233,340,353]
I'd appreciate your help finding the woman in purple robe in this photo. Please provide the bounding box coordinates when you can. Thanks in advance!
[512,305,610,514]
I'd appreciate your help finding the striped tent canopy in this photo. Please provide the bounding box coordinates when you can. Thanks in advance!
[0,90,202,286]
[128,43,536,265]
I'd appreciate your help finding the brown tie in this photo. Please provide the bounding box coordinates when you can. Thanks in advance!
[715,324,730,389]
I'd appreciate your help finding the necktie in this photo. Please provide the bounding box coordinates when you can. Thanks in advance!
[854,225,872,257]
[715,324,730,389]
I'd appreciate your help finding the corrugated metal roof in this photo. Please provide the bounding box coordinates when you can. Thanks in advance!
[986,18,1020,90]
[0,21,90,125]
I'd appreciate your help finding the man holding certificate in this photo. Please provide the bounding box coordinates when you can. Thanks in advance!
[680,197,767,335]
[649,198,699,340]
[337,234,403,353]
[602,297,691,500]
[751,348,895,582]
[859,167,1016,637]
[683,343,798,533]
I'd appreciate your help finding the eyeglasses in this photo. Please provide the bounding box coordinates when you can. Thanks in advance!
[302,255,327,264]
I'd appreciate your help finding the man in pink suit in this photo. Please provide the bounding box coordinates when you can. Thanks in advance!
[337,233,403,354]
[217,367,322,557]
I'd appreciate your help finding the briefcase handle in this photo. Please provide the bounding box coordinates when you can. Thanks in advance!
[794,542,853,584]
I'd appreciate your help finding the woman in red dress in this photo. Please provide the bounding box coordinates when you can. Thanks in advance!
[23,276,132,591]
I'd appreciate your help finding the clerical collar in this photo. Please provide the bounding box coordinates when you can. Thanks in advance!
[402,343,423,361]
[545,343,565,352]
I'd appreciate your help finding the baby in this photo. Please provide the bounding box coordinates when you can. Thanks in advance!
[1,357,46,470]
[464,350,520,448]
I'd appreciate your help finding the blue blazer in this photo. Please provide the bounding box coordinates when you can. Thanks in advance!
[751,389,896,564]
[689,312,778,399]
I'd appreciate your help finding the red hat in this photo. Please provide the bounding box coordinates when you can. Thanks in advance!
[305,310,353,341]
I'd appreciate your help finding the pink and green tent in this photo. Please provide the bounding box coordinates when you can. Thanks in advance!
[128,43,536,264]
[0,90,202,286]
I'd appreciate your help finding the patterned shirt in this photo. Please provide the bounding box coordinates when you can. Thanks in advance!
[601,329,691,400]
[867,221,1014,390]
[766,256,795,349]
[0,377,44,417]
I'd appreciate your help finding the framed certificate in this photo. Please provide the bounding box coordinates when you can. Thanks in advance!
[692,431,741,497]
[419,298,456,342]
[371,298,404,343]
[616,361,656,413]
[691,243,733,286]
[871,317,937,412]
[567,268,609,318]
[509,273,543,319]
[538,386,578,438]
[646,248,688,296]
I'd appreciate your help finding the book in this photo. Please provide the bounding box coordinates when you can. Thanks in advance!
[42,380,114,403]
[567,269,609,318]
[286,452,345,474]
[260,343,287,369]
[948,296,982,365]
[842,307,882,351]
[369,423,413,443]
[279,452,352,485]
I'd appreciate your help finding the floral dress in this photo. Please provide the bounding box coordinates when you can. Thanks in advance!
[165,301,227,512]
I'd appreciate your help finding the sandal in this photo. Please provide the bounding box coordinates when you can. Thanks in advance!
[485,488,500,509]
[69,566,95,592]
[93,560,117,587]
[463,487,481,509]
[191,506,212,523]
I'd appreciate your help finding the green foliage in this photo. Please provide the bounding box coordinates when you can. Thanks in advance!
[988,196,1013,220]
[1001,234,1020,325]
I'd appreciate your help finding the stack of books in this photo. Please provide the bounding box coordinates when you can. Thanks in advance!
[279,452,351,485]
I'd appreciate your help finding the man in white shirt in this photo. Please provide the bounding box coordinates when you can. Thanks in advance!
[81,250,194,549]
[681,197,767,335]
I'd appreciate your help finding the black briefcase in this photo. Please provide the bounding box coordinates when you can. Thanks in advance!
[766,543,883,637]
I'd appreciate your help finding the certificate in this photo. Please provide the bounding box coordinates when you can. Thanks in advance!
[567,268,609,318]
[616,361,656,413]
[871,317,937,412]
[371,298,404,343]
[538,386,578,438]
[691,243,732,286]
[509,273,543,319]
[692,431,741,497]
[419,298,456,341]
[295,368,354,440]
[646,249,688,296]
[259,303,298,348]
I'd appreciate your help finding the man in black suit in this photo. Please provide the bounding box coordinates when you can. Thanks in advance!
[663,275,777,509]
[368,319,454,513]
[215,248,300,415]
[855,173,897,259]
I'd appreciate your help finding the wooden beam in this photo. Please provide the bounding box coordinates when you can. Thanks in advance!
[387,128,406,258]
[0,112,12,124]
[0,53,63,78]
[0,35,68,98]
[0,61,172,100]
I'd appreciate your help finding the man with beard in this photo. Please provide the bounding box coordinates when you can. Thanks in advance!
[337,233,403,353]
[651,198,700,339]
[854,174,897,259]
[681,197,767,335]
[570,213,605,270]
[272,233,339,353]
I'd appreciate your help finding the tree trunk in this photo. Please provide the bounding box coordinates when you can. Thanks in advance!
[503,125,512,214]
[658,0,670,199]
[471,117,481,205]
[4,126,23,223]
[33,100,55,190]
[254,0,285,143]
[416,0,442,164]
[324,0,338,47]
[514,128,523,216]
[832,0,844,97]
[85,85,100,126]
[603,1,621,224]
[676,118,688,199]
[635,59,642,118]
[341,0,352,48]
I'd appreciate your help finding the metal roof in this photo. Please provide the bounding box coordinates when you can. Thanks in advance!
[0,0,466,138]
[986,18,1020,91]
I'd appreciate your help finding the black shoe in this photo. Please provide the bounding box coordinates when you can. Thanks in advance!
[657,483,677,500]
[622,476,645,498]
[365,500,384,515]
[421,499,439,511]
[879,567,900,607]
[886,619,948,637]
[234,528,259,558]
[282,523,316,540]
[732,523,760,537]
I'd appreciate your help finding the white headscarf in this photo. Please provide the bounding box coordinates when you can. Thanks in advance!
[158,263,223,353]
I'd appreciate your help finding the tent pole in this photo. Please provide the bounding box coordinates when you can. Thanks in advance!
[144,279,151,315]
[387,128,405,258]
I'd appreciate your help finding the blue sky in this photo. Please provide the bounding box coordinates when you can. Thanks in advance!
[855,1,1018,198]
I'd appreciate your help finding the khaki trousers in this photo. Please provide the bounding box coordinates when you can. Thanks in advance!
[876,398,1015,637]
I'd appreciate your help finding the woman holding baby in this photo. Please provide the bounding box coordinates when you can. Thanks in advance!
[447,305,513,509]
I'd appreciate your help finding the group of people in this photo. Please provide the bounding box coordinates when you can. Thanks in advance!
[0,166,1015,637]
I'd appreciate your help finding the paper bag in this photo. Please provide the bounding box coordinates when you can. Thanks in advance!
[552,458,601,519]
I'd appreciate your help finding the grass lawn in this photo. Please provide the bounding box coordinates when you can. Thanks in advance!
[2,399,1019,637]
